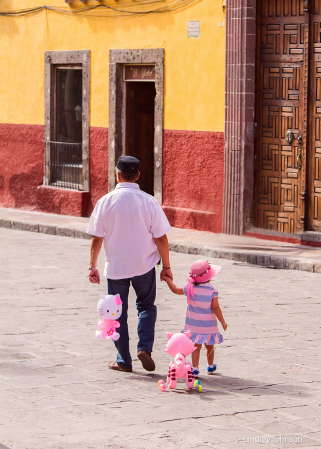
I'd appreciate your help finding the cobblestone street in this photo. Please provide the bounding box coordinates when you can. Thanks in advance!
[1,228,321,449]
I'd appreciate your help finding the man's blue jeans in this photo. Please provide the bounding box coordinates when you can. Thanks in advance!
[107,267,157,369]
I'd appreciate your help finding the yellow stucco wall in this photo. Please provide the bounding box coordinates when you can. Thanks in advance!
[0,0,225,132]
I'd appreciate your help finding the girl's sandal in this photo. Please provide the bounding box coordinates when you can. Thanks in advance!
[207,364,217,374]
[192,367,199,378]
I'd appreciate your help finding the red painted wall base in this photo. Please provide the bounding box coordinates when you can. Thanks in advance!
[87,127,109,216]
[244,231,321,248]
[36,186,90,217]
[163,130,224,233]
[0,124,44,210]
[163,206,222,233]
[0,124,108,217]
[0,124,225,234]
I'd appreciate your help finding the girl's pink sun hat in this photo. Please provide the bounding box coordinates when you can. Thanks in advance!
[189,260,221,283]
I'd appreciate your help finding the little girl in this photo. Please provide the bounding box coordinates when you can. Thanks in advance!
[163,260,227,377]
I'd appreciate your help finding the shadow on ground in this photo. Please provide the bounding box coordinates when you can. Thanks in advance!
[127,372,311,400]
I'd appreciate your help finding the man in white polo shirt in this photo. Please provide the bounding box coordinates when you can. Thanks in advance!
[87,156,172,373]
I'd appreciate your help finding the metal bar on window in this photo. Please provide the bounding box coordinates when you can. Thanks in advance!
[43,141,83,190]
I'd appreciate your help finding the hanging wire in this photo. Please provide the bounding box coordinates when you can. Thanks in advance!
[0,1,198,18]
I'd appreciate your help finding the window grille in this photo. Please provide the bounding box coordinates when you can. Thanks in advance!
[44,141,83,190]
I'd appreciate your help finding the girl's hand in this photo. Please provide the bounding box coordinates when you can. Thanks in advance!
[222,322,227,331]
[162,277,185,295]
[162,275,171,283]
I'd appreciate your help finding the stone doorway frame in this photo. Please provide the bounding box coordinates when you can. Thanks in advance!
[108,49,164,203]
[223,0,256,235]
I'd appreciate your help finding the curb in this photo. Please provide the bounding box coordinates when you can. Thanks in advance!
[1,218,321,274]
[168,242,321,274]
[0,218,91,240]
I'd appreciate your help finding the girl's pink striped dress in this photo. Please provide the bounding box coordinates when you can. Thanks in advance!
[182,283,224,345]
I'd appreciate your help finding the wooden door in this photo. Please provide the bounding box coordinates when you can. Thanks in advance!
[125,81,156,196]
[255,0,306,233]
[308,0,321,231]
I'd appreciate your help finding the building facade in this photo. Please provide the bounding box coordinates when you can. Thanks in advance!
[1,0,321,244]
[0,0,225,233]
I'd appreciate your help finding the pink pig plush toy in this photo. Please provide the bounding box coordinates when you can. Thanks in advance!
[164,331,197,389]
[96,294,122,341]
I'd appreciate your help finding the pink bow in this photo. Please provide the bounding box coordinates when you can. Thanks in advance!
[186,277,194,305]
[114,294,123,305]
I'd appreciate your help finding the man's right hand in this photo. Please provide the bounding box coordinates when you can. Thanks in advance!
[154,235,172,282]
[89,236,103,284]
[88,268,100,284]
[160,267,173,281]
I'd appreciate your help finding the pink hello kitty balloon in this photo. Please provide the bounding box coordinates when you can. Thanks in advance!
[164,331,197,389]
[96,294,122,341]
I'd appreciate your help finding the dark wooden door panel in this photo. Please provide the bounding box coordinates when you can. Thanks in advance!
[256,63,303,232]
[308,2,321,230]
[125,81,156,196]
[260,0,304,18]
[255,0,321,233]
[260,22,305,62]
[255,0,304,233]
[309,63,321,230]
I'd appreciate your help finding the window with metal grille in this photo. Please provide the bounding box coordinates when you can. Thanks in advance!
[44,50,90,191]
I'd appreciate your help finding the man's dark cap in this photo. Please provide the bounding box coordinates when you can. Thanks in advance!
[116,156,140,174]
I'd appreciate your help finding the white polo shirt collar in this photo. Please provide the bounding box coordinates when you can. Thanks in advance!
[115,182,139,190]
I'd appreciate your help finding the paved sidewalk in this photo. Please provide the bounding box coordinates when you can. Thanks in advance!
[1,228,321,449]
[1,207,321,273]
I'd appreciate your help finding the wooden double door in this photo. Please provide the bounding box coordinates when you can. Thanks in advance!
[255,0,321,233]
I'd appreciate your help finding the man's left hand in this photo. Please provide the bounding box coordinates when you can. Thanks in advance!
[160,267,173,281]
